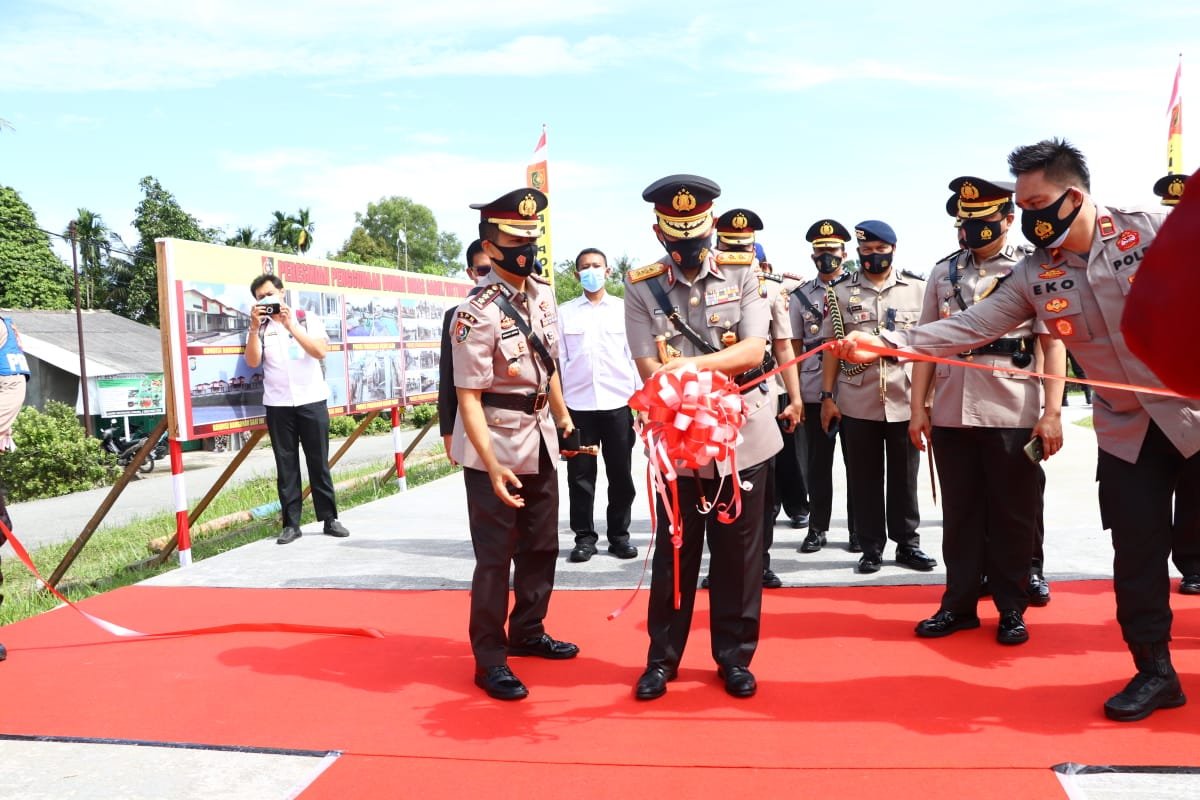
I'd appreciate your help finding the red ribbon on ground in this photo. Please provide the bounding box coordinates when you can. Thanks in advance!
[0,519,382,640]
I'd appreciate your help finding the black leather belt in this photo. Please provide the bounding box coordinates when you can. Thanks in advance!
[735,353,777,395]
[962,337,1033,357]
[482,391,548,414]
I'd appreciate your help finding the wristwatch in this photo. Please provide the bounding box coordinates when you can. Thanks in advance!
[818,391,834,401]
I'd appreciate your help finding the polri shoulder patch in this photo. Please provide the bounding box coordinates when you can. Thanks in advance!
[470,284,503,309]
[628,262,667,283]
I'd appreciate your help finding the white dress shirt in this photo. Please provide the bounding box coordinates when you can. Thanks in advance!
[557,292,639,411]
[259,314,329,407]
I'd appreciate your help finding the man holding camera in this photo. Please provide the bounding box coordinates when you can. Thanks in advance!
[244,274,349,546]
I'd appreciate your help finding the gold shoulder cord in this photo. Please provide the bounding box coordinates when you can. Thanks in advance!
[825,284,868,377]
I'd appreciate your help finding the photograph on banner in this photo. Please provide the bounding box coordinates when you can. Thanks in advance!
[157,238,472,441]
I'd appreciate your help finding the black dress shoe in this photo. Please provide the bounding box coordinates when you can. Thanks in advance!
[717,664,757,698]
[0,642,7,662]
[323,519,350,537]
[1180,575,1200,595]
[856,554,882,574]
[1027,573,1051,606]
[915,609,981,638]
[847,532,862,553]
[635,665,675,700]
[569,543,596,563]
[608,541,638,559]
[762,568,782,589]
[895,546,937,571]
[474,665,528,700]
[276,526,302,545]
[700,575,710,589]
[997,610,1029,645]
[508,633,579,659]
[790,513,810,529]
[799,530,826,553]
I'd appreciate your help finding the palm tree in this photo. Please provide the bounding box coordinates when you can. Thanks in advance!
[266,211,298,251]
[226,226,256,247]
[64,208,113,308]
[295,208,315,254]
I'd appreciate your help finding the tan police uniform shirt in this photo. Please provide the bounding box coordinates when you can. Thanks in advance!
[922,242,1045,429]
[884,205,1200,462]
[790,271,852,403]
[450,271,561,474]
[820,268,925,422]
[624,253,783,476]
[724,255,796,395]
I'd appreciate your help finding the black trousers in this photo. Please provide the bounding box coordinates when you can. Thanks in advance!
[772,395,809,521]
[803,402,856,535]
[264,400,337,529]
[932,426,1039,615]
[1032,464,1047,574]
[646,461,768,671]
[566,406,636,547]
[464,443,560,667]
[840,415,920,558]
[1099,423,1200,643]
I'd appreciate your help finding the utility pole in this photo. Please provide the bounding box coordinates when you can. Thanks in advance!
[69,222,93,436]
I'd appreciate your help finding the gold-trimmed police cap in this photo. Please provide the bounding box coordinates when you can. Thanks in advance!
[806,219,851,248]
[642,174,721,240]
[1153,173,1186,207]
[469,188,547,238]
[715,207,763,245]
[947,176,1014,219]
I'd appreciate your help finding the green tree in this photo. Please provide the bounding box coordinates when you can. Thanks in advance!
[334,196,461,275]
[63,208,115,309]
[295,207,315,254]
[226,226,256,247]
[0,185,73,308]
[266,210,298,251]
[111,176,218,325]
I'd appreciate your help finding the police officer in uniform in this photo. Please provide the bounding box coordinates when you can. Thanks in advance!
[911,177,1065,645]
[792,220,859,554]
[451,188,579,701]
[838,138,1200,721]
[819,220,936,574]
[624,175,782,700]
[712,208,804,589]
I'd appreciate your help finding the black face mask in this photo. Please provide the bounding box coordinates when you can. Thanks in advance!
[491,242,538,277]
[960,219,1004,250]
[859,251,892,274]
[1021,189,1081,249]
[663,236,710,270]
[813,252,843,275]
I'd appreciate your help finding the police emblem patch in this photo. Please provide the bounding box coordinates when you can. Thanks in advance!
[1116,230,1141,252]
[1055,319,1074,336]
[454,321,471,342]
[1044,298,1070,313]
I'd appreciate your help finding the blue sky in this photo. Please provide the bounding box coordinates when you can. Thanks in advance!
[1,0,1195,279]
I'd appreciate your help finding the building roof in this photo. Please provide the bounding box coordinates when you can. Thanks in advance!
[1,309,165,377]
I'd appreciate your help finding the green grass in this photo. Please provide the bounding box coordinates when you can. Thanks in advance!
[0,452,459,626]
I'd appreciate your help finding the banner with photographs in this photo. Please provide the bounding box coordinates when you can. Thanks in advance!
[156,239,472,441]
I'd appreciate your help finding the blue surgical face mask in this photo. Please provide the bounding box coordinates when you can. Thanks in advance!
[578,266,606,293]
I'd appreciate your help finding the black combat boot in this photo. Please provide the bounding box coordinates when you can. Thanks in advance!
[1103,641,1186,722]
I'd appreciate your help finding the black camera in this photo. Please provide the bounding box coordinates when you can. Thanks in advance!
[258,302,281,316]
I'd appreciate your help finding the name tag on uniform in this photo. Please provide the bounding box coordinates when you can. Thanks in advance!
[705,286,740,306]
[501,328,520,340]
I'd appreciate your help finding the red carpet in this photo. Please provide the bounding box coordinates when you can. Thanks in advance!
[3,582,1199,798]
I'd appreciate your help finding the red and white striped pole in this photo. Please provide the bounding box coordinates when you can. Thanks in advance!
[391,406,407,491]
[169,437,191,566]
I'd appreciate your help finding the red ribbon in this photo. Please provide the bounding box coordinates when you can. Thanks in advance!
[0,519,382,641]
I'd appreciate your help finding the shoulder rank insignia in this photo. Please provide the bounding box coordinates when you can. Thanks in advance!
[528,272,550,286]
[628,262,668,283]
[759,271,783,283]
[901,269,926,281]
[470,283,503,310]
[1097,215,1116,239]
[936,248,965,265]
[715,251,755,267]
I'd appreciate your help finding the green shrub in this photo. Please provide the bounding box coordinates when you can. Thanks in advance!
[0,401,114,501]
[366,414,393,435]
[327,414,357,438]
[408,403,437,428]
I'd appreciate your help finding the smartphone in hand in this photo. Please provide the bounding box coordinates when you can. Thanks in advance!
[1023,436,1045,463]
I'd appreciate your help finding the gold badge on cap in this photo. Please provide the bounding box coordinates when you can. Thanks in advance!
[820,221,834,236]
[672,188,697,212]
[960,182,980,201]
[518,193,538,217]
[732,212,748,230]
[1169,178,1185,198]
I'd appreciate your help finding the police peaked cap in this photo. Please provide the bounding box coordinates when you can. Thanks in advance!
[947,176,1014,219]
[1153,173,1186,206]
[715,207,763,245]
[470,188,547,238]
[643,174,721,240]
[854,220,897,246]
[806,219,851,247]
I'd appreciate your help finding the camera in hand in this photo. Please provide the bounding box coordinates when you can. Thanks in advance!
[258,301,282,316]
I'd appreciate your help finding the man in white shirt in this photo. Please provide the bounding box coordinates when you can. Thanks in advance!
[558,248,640,562]
[244,273,350,545]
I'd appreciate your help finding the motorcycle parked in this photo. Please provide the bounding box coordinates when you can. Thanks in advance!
[100,425,156,474]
